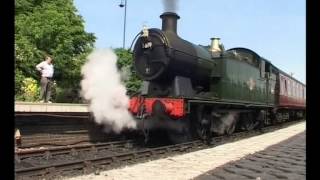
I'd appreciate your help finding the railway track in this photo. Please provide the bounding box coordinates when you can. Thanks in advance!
[15,120,303,180]
[15,140,138,159]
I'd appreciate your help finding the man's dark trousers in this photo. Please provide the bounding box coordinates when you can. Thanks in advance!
[40,77,52,102]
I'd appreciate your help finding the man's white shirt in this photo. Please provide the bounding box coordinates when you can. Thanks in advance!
[36,61,54,78]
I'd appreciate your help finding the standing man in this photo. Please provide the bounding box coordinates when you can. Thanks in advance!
[36,55,54,103]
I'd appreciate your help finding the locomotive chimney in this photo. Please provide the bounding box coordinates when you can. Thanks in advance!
[160,12,180,34]
[210,37,222,58]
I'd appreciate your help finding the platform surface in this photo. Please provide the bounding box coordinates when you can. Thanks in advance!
[65,121,305,180]
[194,131,305,180]
[15,101,89,112]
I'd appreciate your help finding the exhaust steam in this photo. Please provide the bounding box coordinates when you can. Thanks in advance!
[80,49,136,133]
[162,0,179,12]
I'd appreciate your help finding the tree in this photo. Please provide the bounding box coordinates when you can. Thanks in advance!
[114,48,142,95]
[15,0,96,101]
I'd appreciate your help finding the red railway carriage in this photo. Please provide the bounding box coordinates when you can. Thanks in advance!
[278,73,306,109]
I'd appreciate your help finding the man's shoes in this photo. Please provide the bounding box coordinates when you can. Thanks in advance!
[47,101,52,103]
[39,100,44,103]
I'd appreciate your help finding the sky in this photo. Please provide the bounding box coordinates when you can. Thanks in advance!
[74,0,306,84]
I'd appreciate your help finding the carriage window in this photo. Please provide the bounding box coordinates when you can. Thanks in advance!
[285,80,287,94]
[292,82,294,97]
[290,81,292,96]
[299,85,301,98]
[284,80,287,90]
[288,80,291,96]
[293,82,296,97]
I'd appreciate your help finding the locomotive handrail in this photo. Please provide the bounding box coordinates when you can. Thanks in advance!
[129,29,170,53]
[129,31,142,53]
[186,99,273,113]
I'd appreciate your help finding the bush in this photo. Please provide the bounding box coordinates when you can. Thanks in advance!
[54,87,83,103]
[15,69,26,96]
[18,77,40,102]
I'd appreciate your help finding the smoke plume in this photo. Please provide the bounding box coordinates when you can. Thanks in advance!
[162,0,179,12]
[120,66,131,82]
[80,49,136,133]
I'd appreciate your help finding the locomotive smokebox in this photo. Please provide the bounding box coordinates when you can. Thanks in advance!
[160,12,180,34]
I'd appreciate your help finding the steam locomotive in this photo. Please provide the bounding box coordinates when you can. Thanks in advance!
[128,12,306,143]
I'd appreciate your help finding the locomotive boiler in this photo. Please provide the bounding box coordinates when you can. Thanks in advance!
[133,12,220,97]
[129,12,306,143]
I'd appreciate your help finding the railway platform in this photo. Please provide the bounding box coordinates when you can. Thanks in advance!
[15,101,89,113]
[194,131,305,180]
[65,121,305,180]
[14,101,99,148]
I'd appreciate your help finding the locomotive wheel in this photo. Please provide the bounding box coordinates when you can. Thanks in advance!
[275,113,283,123]
[167,129,192,144]
[241,113,255,131]
[226,120,236,135]
[195,105,212,143]
[167,117,193,144]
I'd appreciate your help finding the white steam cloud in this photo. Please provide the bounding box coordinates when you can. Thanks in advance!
[162,0,179,12]
[80,49,136,133]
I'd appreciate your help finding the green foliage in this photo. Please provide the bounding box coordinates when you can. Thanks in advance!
[15,0,145,102]
[15,0,95,101]
[54,87,82,103]
[114,48,142,95]
[15,68,26,95]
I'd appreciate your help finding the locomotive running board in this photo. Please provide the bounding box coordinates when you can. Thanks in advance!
[186,99,274,113]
